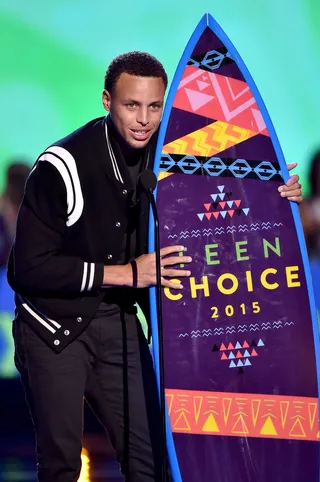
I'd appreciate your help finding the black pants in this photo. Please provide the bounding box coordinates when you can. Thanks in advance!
[13,310,163,482]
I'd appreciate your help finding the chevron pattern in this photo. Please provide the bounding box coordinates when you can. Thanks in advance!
[163,120,257,156]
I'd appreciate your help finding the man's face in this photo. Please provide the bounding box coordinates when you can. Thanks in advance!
[102,73,165,149]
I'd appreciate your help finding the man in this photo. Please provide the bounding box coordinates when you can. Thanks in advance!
[8,51,302,482]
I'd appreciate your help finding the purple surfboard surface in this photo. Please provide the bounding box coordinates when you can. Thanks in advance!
[150,14,320,482]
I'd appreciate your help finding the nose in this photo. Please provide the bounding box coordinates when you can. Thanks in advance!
[136,107,149,126]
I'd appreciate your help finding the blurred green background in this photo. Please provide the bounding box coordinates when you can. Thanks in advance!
[0,0,320,192]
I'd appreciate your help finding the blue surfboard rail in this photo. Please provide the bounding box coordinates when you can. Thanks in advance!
[149,13,320,481]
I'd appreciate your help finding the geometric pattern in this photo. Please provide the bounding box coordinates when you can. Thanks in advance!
[159,154,282,181]
[197,185,249,221]
[188,47,234,73]
[163,120,257,157]
[177,321,295,338]
[215,339,264,369]
[166,389,320,441]
[167,222,284,239]
[173,66,269,136]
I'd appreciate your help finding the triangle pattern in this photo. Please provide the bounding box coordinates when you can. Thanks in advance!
[202,413,220,433]
[211,194,218,201]
[244,359,251,366]
[257,339,265,347]
[229,360,236,368]
[219,193,225,200]
[204,203,211,211]
[228,352,235,359]
[243,208,250,216]
[218,185,225,193]
[235,342,242,349]
[220,211,227,218]
[243,350,251,358]
[197,214,204,221]
[197,80,210,91]
[185,88,215,111]
[237,359,244,367]
[260,416,278,436]
[221,353,228,360]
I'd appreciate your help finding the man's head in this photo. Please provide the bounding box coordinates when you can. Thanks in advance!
[102,51,168,149]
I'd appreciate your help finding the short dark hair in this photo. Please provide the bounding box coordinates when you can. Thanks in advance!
[104,51,168,93]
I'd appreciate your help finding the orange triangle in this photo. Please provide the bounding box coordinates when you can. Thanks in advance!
[228,210,234,217]
[204,203,211,211]
[251,349,258,356]
[173,411,191,431]
[234,200,241,207]
[220,343,227,351]
[231,414,249,435]
[280,401,290,428]
[219,201,226,209]
[308,403,318,429]
[221,353,228,360]
[227,342,234,350]
[289,418,307,438]
[193,396,203,424]
[251,399,261,427]
[243,341,249,348]
[236,351,243,358]
[223,398,233,424]
[205,213,212,220]
[212,212,219,219]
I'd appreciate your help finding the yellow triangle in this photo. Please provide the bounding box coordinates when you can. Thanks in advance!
[260,416,278,436]
[280,401,289,428]
[308,403,318,430]
[289,418,306,438]
[193,396,203,424]
[158,172,174,181]
[222,398,232,425]
[173,411,191,431]
[251,399,261,427]
[231,415,249,435]
[202,413,220,433]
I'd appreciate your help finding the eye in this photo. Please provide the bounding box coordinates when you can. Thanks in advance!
[150,104,161,111]
[126,103,136,110]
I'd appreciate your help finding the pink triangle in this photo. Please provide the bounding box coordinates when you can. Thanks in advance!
[204,203,211,211]
[212,212,219,219]
[219,202,226,209]
[228,210,234,217]
[196,80,210,91]
[185,88,214,112]
[205,213,212,220]
[234,200,241,207]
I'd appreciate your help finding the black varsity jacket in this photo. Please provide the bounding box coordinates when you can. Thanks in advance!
[7,116,157,352]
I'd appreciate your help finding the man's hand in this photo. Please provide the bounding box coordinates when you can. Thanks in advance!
[278,162,302,203]
[135,245,192,289]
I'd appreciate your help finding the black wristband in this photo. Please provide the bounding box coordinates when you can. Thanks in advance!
[130,259,138,288]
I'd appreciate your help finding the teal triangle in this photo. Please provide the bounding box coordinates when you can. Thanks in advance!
[235,342,242,349]
[227,201,233,208]
[219,193,225,200]
[244,359,252,366]
[257,339,265,347]
[211,194,218,201]
[229,360,236,368]
[243,208,250,216]
[237,359,244,367]
[197,213,204,221]
[220,211,227,218]
[243,350,250,357]
[228,352,235,359]
[218,185,225,193]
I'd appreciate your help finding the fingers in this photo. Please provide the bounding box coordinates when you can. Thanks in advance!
[160,245,186,257]
[161,255,192,267]
[161,268,191,278]
[161,278,184,290]
[283,174,300,187]
[286,162,297,172]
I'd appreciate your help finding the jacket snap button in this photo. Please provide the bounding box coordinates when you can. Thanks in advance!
[116,222,121,227]
[77,317,83,323]
[107,254,113,260]
[64,330,70,336]
[54,339,60,346]
[122,189,128,195]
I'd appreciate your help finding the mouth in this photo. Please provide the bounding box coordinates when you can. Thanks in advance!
[130,129,152,142]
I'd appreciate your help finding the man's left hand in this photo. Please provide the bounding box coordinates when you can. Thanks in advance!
[278,162,302,203]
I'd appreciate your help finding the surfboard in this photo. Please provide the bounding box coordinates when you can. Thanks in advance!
[149,13,320,482]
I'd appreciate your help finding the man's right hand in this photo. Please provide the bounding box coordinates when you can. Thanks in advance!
[134,245,192,289]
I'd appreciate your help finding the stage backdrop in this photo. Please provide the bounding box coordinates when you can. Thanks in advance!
[0,0,319,378]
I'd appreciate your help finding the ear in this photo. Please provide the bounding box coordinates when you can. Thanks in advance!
[102,89,111,111]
